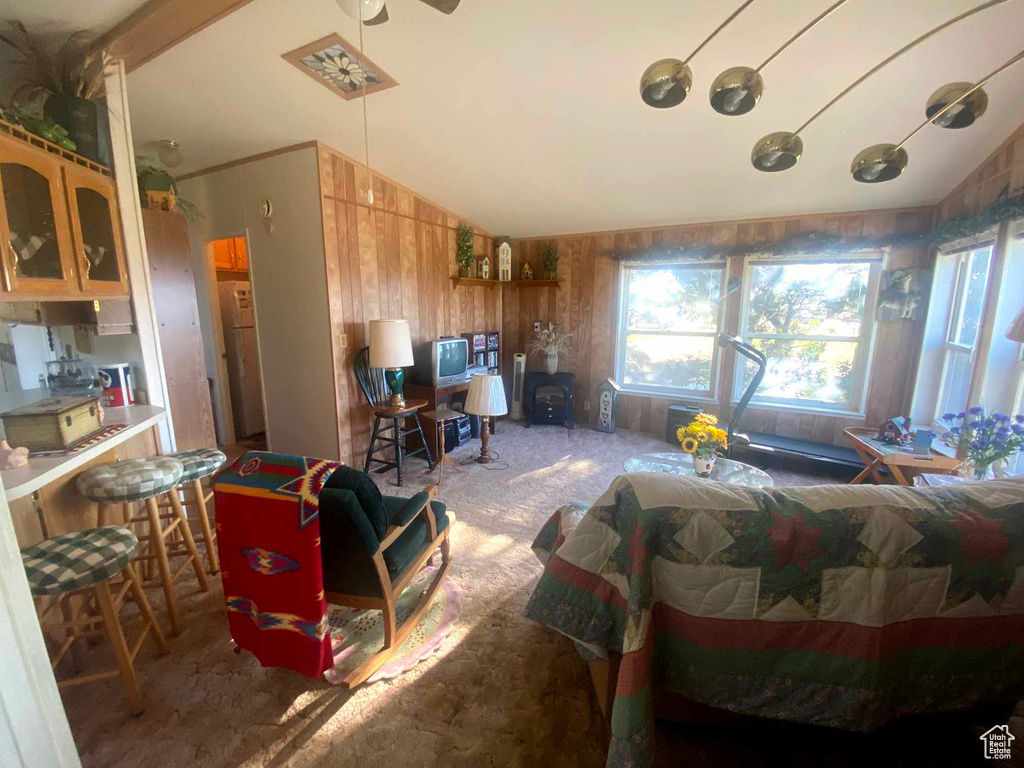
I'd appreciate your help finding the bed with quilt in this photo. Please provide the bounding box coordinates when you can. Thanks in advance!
[524,473,1024,768]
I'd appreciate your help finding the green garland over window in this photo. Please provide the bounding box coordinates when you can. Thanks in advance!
[613,187,1024,263]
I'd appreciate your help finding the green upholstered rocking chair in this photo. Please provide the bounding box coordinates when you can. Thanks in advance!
[319,465,451,687]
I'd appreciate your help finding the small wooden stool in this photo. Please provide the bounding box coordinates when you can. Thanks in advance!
[421,408,465,487]
[22,526,170,714]
[165,448,227,573]
[76,457,209,636]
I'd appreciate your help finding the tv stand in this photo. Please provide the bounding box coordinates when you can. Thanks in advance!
[405,380,494,459]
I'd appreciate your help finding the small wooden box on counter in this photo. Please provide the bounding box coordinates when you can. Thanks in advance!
[1,396,104,451]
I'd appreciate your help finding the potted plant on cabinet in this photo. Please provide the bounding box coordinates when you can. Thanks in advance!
[136,160,200,221]
[456,224,475,278]
[542,245,559,280]
[0,23,109,163]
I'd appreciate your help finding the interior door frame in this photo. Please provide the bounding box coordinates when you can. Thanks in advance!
[201,233,242,446]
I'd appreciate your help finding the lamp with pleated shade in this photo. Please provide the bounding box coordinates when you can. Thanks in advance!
[464,374,507,464]
[1007,306,1024,343]
[369,319,413,407]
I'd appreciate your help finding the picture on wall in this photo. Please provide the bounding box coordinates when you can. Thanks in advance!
[876,268,931,321]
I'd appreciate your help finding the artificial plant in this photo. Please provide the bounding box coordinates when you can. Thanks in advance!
[0,22,108,104]
[135,159,200,222]
[456,224,475,274]
[541,245,559,278]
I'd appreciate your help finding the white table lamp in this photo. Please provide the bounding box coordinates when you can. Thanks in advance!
[464,374,507,464]
[368,319,413,407]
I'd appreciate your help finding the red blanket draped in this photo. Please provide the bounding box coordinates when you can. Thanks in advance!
[213,451,341,678]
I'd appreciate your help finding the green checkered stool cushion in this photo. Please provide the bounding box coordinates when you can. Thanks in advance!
[168,448,227,484]
[76,457,184,503]
[22,526,138,596]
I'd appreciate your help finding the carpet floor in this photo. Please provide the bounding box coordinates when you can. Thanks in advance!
[58,423,1008,767]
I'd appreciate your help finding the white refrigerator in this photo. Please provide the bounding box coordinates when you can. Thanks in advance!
[218,281,265,438]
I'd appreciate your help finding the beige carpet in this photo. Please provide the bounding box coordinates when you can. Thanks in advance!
[60,423,979,768]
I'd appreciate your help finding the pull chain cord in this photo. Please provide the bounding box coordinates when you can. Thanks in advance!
[357,3,374,205]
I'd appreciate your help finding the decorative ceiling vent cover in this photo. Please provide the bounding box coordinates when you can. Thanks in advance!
[283,33,398,100]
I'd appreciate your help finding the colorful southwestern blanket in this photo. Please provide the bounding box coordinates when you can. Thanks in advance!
[213,451,342,678]
[525,473,1024,768]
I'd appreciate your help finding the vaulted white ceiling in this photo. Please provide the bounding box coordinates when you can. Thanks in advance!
[8,0,1024,236]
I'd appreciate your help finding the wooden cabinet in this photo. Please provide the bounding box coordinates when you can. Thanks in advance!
[0,134,78,296]
[64,164,129,295]
[212,236,248,273]
[0,128,129,301]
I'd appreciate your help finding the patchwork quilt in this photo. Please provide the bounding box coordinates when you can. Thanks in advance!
[213,451,342,678]
[524,473,1024,768]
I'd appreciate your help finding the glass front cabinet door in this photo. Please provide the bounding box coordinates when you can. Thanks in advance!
[0,135,78,296]
[64,165,129,295]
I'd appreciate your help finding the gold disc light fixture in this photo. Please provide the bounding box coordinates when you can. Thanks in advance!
[711,0,849,116]
[750,0,1010,172]
[851,48,1024,183]
[926,82,989,128]
[640,0,756,109]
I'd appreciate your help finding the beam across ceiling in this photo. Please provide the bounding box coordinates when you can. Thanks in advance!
[95,0,256,73]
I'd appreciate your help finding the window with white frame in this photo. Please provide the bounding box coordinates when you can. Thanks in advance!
[733,256,882,413]
[934,245,993,420]
[615,262,726,399]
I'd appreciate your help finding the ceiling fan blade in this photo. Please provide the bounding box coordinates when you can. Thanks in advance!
[418,0,461,14]
[365,3,389,24]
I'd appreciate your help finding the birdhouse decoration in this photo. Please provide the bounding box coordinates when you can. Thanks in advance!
[596,378,621,433]
[477,254,491,280]
[495,237,512,282]
[521,261,534,281]
[879,416,912,445]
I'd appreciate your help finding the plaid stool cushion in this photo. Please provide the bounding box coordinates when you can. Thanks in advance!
[169,448,227,484]
[22,526,138,596]
[76,457,184,503]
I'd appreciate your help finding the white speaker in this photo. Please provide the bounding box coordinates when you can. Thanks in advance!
[510,353,526,419]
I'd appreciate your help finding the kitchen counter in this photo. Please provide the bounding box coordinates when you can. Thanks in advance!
[1,405,166,502]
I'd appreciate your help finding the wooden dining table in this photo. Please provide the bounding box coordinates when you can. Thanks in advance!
[843,427,961,486]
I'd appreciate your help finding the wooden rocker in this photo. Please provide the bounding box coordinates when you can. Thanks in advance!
[318,466,452,688]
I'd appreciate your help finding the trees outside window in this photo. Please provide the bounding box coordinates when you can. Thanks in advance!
[734,257,882,413]
[615,264,725,398]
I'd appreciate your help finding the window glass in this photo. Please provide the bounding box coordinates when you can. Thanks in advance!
[616,265,724,397]
[747,262,870,336]
[623,334,714,392]
[736,258,878,412]
[955,247,991,346]
[626,267,721,332]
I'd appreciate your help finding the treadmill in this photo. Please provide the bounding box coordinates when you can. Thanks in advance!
[717,334,863,470]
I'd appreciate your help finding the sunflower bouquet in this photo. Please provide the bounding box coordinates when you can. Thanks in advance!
[677,413,728,475]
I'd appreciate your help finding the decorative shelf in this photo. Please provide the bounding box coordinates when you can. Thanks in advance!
[507,279,560,289]
[0,117,113,177]
[451,277,501,289]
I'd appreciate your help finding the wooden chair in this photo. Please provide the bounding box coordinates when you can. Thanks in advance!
[318,465,451,687]
[354,346,433,487]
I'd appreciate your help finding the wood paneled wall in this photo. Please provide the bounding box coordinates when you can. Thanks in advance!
[938,122,1024,222]
[507,207,935,446]
[317,145,498,466]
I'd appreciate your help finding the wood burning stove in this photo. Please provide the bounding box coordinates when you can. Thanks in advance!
[524,372,575,429]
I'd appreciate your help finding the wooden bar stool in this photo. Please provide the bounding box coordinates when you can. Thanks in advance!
[76,457,209,636]
[163,448,227,573]
[21,526,169,714]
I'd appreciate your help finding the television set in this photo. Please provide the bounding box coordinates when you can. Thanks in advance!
[411,338,469,387]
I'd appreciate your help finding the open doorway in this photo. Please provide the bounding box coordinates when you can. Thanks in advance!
[206,235,267,457]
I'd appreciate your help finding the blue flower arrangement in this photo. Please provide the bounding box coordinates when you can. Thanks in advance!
[941,408,1024,479]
